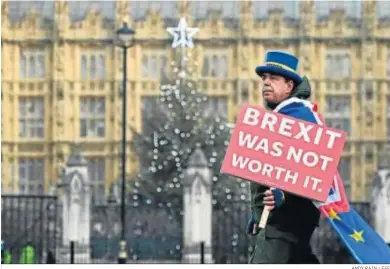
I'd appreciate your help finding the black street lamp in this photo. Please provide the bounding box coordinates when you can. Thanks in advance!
[115,22,136,264]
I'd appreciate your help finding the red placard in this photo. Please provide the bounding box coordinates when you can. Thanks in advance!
[221,105,347,202]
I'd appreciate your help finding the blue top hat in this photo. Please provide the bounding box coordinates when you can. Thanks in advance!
[255,51,303,84]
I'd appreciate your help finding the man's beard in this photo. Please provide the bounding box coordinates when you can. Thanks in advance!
[265,101,279,110]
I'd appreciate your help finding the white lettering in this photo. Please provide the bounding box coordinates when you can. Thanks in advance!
[274,166,286,180]
[313,127,323,145]
[278,118,295,137]
[242,108,260,126]
[319,155,333,171]
[303,175,310,188]
[285,147,334,170]
[248,160,262,173]
[270,142,284,157]
[262,163,273,177]
[325,130,343,149]
[294,122,314,142]
[286,146,303,163]
[238,131,258,149]
[231,154,300,184]
[311,176,322,191]
[284,170,298,185]
[260,112,277,132]
[254,138,269,153]
[241,109,342,150]
[232,154,250,168]
[302,151,319,167]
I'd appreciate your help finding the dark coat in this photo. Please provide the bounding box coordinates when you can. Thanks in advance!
[249,77,320,263]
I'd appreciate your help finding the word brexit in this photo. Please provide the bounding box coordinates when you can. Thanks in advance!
[221,105,346,202]
[242,107,342,150]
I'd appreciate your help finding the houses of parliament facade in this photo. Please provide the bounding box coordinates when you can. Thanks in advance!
[1,0,390,203]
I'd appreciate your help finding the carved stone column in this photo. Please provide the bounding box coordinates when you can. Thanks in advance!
[299,0,314,37]
[183,148,213,263]
[239,0,253,34]
[115,0,131,28]
[362,0,377,38]
[178,0,190,19]
[298,0,314,79]
[371,144,390,245]
[53,0,69,178]
[58,143,91,263]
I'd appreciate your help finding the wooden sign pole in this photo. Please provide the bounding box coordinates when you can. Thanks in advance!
[258,205,271,229]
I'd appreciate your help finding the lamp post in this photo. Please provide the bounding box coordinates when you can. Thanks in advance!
[115,22,135,264]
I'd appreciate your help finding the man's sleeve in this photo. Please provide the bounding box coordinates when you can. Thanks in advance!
[250,182,267,221]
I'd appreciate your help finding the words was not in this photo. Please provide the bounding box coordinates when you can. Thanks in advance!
[238,131,334,171]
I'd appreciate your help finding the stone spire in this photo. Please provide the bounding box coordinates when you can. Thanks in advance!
[66,142,87,167]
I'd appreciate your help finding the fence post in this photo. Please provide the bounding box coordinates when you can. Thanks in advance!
[70,241,75,264]
[200,241,205,264]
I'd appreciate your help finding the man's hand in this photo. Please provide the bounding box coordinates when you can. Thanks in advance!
[263,190,275,210]
[263,189,285,211]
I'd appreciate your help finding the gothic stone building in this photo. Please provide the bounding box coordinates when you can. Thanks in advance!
[1,0,390,203]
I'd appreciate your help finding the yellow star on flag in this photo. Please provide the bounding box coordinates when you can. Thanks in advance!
[328,208,341,220]
[350,230,365,243]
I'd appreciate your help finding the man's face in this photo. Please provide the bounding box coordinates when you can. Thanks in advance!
[261,73,294,105]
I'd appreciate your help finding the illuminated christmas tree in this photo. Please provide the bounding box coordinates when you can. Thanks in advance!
[129,18,248,212]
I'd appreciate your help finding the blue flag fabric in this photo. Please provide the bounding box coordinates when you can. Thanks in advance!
[274,97,390,264]
[327,207,390,263]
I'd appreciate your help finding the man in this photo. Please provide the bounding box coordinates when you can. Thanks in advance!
[2,241,12,264]
[247,51,321,264]
[20,242,35,264]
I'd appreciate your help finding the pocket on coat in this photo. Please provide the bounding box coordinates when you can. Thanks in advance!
[250,229,292,264]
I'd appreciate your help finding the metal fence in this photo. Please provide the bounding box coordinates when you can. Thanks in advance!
[88,201,371,264]
[1,194,374,264]
[89,201,252,263]
[1,195,59,264]
[90,202,183,262]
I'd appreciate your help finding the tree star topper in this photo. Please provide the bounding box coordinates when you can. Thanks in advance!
[167,18,199,48]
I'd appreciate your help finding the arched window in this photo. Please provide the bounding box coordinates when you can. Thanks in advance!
[97,54,106,80]
[90,55,96,79]
[20,49,46,79]
[20,54,26,79]
[81,55,88,79]
[37,54,45,78]
[219,55,228,77]
[211,55,218,77]
[202,56,209,77]
[142,55,149,78]
[29,55,35,78]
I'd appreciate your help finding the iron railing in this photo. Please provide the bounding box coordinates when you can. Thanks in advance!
[1,194,373,264]
[1,195,59,264]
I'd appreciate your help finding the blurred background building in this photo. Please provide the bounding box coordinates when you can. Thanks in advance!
[2,0,390,264]
[2,0,390,203]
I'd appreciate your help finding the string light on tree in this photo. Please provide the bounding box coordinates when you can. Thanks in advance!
[128,17,248,238]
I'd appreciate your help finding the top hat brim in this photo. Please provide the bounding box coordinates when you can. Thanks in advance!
[255,65,303,85]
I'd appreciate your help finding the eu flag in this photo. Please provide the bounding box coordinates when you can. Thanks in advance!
[314,165,390,264]
[324,206,390,263]
[275,98,390,263]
